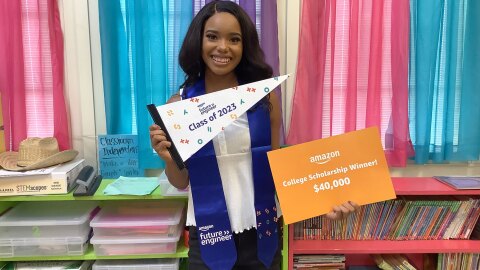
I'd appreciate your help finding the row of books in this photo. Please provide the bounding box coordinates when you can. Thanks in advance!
[294,198,480,240]
[437,253,480,270]
[293,254,419,270]
[293,254,480,270]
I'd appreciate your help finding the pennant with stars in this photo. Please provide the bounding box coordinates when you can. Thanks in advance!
[148,75,289,169]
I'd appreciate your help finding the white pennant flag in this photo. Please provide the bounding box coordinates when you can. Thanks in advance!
[153,75,289,162]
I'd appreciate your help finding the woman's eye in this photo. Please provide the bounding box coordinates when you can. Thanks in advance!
[206,34,217,40]
[231,37,241,43]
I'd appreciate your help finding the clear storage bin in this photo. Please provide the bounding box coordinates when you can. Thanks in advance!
[158,171,188,197]
[90,232,181,256]
[0,201,97,238]
[0,233,89,257]
[93,259,179,270]
[2,260,92,270]
[90,201,185,238]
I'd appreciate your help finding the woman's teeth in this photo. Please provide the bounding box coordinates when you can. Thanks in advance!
[212,56,231,63]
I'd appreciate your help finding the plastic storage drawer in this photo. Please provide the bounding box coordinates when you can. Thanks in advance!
[90,232,181,256]
[157,171,188,197]
[0,233,89,257]
[0,201,97,238]
[3,260,93,269]
[90,201,184,238]
[93,259,179,270]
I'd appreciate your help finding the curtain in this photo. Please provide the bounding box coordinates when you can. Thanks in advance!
[99,0,280,170]
[286,0,413,167]
[0,0,70,151]
[409,0,480,164]
[98,0,192,170]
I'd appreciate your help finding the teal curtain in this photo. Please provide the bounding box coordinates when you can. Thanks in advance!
[409,0,480,164]
[98,0,192,170]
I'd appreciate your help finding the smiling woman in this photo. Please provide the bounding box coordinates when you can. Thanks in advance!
[150,1,284,269]
[149,2,359,269]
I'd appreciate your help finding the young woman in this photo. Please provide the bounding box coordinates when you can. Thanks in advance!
[150,1,358,269]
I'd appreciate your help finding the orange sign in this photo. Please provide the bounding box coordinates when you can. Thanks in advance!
[267,127,396,224]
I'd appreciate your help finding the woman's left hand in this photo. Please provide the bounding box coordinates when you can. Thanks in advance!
[325,201,360,220]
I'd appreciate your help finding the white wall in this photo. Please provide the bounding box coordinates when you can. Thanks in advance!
[59,0,106,170]
[58,0,98,169]
[277,0,300,133]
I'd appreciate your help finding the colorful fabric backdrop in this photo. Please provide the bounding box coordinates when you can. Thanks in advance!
[98,0,192,170]
[286,0,413,167]
[0,0,70,151]
[287,0,480,166]
[2,0,479,167]
[99,0,281,169]
[409,0,480,164]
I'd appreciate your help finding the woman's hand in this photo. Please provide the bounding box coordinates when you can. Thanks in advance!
[325,201,360,220]
[149,124,173,161]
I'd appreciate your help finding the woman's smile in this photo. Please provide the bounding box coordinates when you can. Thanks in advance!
[211,55,232,64]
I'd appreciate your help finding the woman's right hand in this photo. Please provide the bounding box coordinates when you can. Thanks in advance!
[149,124,173,161]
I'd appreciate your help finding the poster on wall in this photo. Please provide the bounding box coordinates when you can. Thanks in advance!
[97,134,141,179]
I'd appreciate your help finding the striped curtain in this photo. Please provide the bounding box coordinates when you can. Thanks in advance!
[98,0,192,169]
[286,0,413,167]
[409,0,480,164]
[0,0,70,151]
[99,0,281,170]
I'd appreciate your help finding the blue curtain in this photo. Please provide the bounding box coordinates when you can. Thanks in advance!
[409,0,480,164]
[98,0,192,170]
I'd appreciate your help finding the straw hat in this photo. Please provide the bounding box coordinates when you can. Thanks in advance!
[0,137,78,171]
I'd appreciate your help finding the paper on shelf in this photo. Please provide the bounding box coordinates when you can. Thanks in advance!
[103,177,159,196]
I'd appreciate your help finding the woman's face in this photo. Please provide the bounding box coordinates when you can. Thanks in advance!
[202,12,243,78]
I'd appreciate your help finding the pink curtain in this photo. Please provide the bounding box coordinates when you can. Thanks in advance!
[0,0,70,151]
[286,0,413,167]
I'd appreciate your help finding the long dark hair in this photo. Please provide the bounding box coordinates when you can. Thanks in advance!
[178,0,273,90]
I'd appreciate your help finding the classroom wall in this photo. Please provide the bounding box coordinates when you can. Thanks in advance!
[58,0,480,177]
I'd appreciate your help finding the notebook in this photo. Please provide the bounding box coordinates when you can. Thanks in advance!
[433,176,480,190]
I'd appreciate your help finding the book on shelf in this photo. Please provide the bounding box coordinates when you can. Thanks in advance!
[293,254,345,270]
[433,176,480,190]
[372,254,418,270]
[0,159,84,196]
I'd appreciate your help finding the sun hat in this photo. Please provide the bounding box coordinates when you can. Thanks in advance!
[0,137,78,171]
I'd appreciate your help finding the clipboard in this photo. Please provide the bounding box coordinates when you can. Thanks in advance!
[147,104,186,170]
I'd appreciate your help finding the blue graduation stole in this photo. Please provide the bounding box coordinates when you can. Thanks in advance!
[185,79,278,270]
